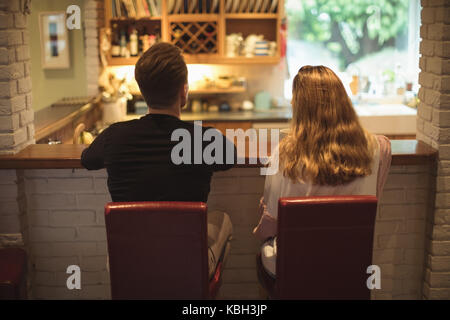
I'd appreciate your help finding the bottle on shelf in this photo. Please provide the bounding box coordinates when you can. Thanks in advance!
[119,29,127,57]
[129,26,139,57]
[395,64,406,96]
[111,23,120,57]
[154,27,161,43]
[138,26,146,55]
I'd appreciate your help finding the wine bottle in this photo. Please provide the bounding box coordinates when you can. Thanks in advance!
[130,26,139,57]
[138,27,144,55]
[120,29,127,57]
[111,23,120,57]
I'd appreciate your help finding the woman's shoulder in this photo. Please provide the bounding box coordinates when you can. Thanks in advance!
[374,134,390,145]
[373,135,392,162]
[374,135,391,152]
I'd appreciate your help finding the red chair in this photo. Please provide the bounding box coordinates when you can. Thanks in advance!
[257,195,378,299]
[0,248,27,299]
[104,202,223,299]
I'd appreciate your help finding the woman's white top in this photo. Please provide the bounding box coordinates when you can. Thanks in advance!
[260,138,381,276]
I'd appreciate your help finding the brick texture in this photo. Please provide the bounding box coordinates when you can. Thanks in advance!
[0,1,34,155]
[23,169,111,299]
[416,0,450,300]
[84,0,101,97]
[6,165,432,300]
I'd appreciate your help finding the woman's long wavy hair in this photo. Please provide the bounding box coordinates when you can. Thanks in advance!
[279,65,376,186]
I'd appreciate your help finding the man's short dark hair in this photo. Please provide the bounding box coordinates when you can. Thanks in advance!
[135,43,188,109]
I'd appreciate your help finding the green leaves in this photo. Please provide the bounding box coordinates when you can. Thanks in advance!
[286,0,410,67]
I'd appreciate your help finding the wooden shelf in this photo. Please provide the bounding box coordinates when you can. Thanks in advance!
[110,16,161,21]
[107,55,280,66]
[217,56,280,64]
[168,14,219,22]
[107,56,139,66]
[130,86,246,96]
[104,0,284,66]
[189,87,246,94]
[224,13,278,19]
[185,54,280,64]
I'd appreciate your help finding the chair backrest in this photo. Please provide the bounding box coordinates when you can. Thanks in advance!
[104,201,209,299]
[276,195,377,299]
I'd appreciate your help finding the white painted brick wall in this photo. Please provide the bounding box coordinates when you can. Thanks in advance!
[0,161,435,300]
[84,0,100,97]
[0,95,25,115]
[0,169,25,247]
[416,0,450,300]
[0,169,28,297]
[368,165,432,300]
[23,168,111,299]
[207,166,434,300]
[0,2,34,155]
[0,113,19,130]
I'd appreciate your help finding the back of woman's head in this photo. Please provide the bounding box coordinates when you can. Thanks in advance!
[279,65,376,185]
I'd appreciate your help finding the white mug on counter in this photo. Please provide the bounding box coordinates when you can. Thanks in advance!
[242,100,254,111]
[102,96,127,125]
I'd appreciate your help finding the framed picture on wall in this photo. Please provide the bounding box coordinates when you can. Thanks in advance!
[39,12,70,69]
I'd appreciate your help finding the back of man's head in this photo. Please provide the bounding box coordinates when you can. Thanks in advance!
[135,43,188,109]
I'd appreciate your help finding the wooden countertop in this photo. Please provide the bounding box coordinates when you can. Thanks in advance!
[0,140,437,169]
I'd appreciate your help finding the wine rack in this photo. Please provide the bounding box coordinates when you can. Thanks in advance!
[170,21,218,54]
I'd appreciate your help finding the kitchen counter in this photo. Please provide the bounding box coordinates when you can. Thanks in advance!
[34,95,102,143]
[0,140,437,169]
[125,109,292,123]
[125,104,417,136]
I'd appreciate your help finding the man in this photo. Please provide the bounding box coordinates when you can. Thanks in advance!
[81,42,236,279]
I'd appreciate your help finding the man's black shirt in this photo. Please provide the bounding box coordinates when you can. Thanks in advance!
[81,114,237,202]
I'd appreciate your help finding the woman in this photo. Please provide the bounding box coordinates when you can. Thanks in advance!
[253,65,392,277]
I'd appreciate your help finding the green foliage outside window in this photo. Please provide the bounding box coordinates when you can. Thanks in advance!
[287,0,410,69]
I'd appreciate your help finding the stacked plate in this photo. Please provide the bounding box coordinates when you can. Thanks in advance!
[225,0,278,13]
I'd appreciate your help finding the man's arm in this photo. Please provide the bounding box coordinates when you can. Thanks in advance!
[215,130,237,172]
[199,126,237,172]
[80,128,108,170]
[217,132,237,171]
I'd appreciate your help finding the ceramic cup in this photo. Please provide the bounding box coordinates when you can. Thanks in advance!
[254,40,269,56]
[269,41,277,56]
[226,33,243,57]
[103,97,127,125]
[244,34,264,57]
[242,100,254,110]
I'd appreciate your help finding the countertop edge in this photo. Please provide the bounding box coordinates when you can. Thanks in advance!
[0,140,437,169]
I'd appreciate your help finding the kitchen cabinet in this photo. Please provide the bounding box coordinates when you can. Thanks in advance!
[103,0,284,65]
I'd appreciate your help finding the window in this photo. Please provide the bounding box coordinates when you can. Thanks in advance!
[284,0,421,109]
